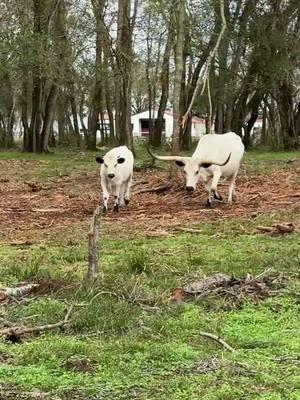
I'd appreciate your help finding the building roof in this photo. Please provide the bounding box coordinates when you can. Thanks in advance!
[133,109,206,124]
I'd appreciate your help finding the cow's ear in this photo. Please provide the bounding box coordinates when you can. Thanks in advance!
[96,156,104,164]
[175,160,185,167]
[201,163,212,168]
[117,157,125,164]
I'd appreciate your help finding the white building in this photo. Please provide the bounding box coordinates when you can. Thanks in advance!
[131,110,206,140]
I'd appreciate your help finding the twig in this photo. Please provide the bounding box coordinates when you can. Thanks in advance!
[273,355,300,364]
[175,227,203,234]
[131,180,149,188]
[199,330,237,352]
[0,305,74,339]
[133,184,171,195]
[255,268,274,280]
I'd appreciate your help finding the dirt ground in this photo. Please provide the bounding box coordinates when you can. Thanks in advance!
[1,164,300,242]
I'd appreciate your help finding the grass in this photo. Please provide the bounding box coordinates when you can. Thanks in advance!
[0,147,299,399]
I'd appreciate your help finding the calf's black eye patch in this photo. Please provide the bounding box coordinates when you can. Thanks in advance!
[117,157,125,164]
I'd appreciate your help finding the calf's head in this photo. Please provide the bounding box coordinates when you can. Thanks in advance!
[96,154,125,179]
[148,148,231,191]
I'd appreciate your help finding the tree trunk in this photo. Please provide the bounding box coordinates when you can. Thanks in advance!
[152,30,173,147]
[79,96,88,145]
[40,84,59,152]
[69,84,81,147]
[115,0,136,151]
[171,0,185,157]
[276,80,297,149]
[88,0,106,150]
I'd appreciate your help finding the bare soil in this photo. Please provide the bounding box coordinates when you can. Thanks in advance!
[0,164,299,242]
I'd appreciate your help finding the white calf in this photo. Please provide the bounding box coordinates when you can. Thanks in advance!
[96,145,134,212]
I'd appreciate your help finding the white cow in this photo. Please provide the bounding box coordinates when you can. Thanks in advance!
[96,145,134,212]
[149,132,244,206]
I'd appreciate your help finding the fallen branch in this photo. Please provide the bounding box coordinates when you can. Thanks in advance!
[275,223,295,233]
[175,227,203,234]
[256,223,295,235]
[273,355,300,364]
[131,180,149,188]
[0,283,39,301]
[9,240,34,246]
[32,208,62,213]
[0,305,74,341]
[133,184,171,195]
[199,330,236,352]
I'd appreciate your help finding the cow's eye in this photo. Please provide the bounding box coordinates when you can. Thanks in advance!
[104,164,108,168]
[195,170,199,175]
[114,164,117,167]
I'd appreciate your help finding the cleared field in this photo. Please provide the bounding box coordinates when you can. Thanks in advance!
[0,148,299,399]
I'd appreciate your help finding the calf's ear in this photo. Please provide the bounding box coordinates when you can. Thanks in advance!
[175,160,185,167]
[96,156,104,164]
[117,157,125,164]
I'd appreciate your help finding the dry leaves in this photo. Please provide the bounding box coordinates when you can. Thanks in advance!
[0,166,299,242]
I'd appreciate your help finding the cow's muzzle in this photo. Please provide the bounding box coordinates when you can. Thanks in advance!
[186,186,194,192]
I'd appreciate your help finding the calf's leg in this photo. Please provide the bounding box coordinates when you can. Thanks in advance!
[101,177,109,213]
[124,175,133,205]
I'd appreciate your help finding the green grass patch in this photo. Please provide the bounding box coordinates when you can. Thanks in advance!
[0,210,299,398]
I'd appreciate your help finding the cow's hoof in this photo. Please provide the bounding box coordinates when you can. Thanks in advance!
[206,199,213,208]
[213,191,223,201]
[113,204,119,212]
[102,206,108,214]
[125,199,130,205]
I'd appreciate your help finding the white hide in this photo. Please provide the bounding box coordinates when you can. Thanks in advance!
[149,132,244,205]
[184,132,244,186]
[183,132,244,204]
[96,145,134,212]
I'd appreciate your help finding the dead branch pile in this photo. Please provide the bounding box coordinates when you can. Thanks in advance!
[256,223,296,235]
[171,272,286,305]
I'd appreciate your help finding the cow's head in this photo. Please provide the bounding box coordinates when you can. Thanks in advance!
[148,148,231,191]
[96,154,125,179]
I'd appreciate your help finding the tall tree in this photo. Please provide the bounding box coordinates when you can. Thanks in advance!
[171,0,185,156]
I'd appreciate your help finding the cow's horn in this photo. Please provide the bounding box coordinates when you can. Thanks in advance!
[198,152,231,167]
[147,147,185,163]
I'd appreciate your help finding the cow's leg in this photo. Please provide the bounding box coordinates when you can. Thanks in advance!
[202,178,213,207]
[101,176,109,213]
[210,170,223,201]
[228,171,238,204]
[113,184,121,212]
[124,175,132,205]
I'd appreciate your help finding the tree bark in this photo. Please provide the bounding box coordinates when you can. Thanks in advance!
[171,0,185,157]
[152,29,173,147]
